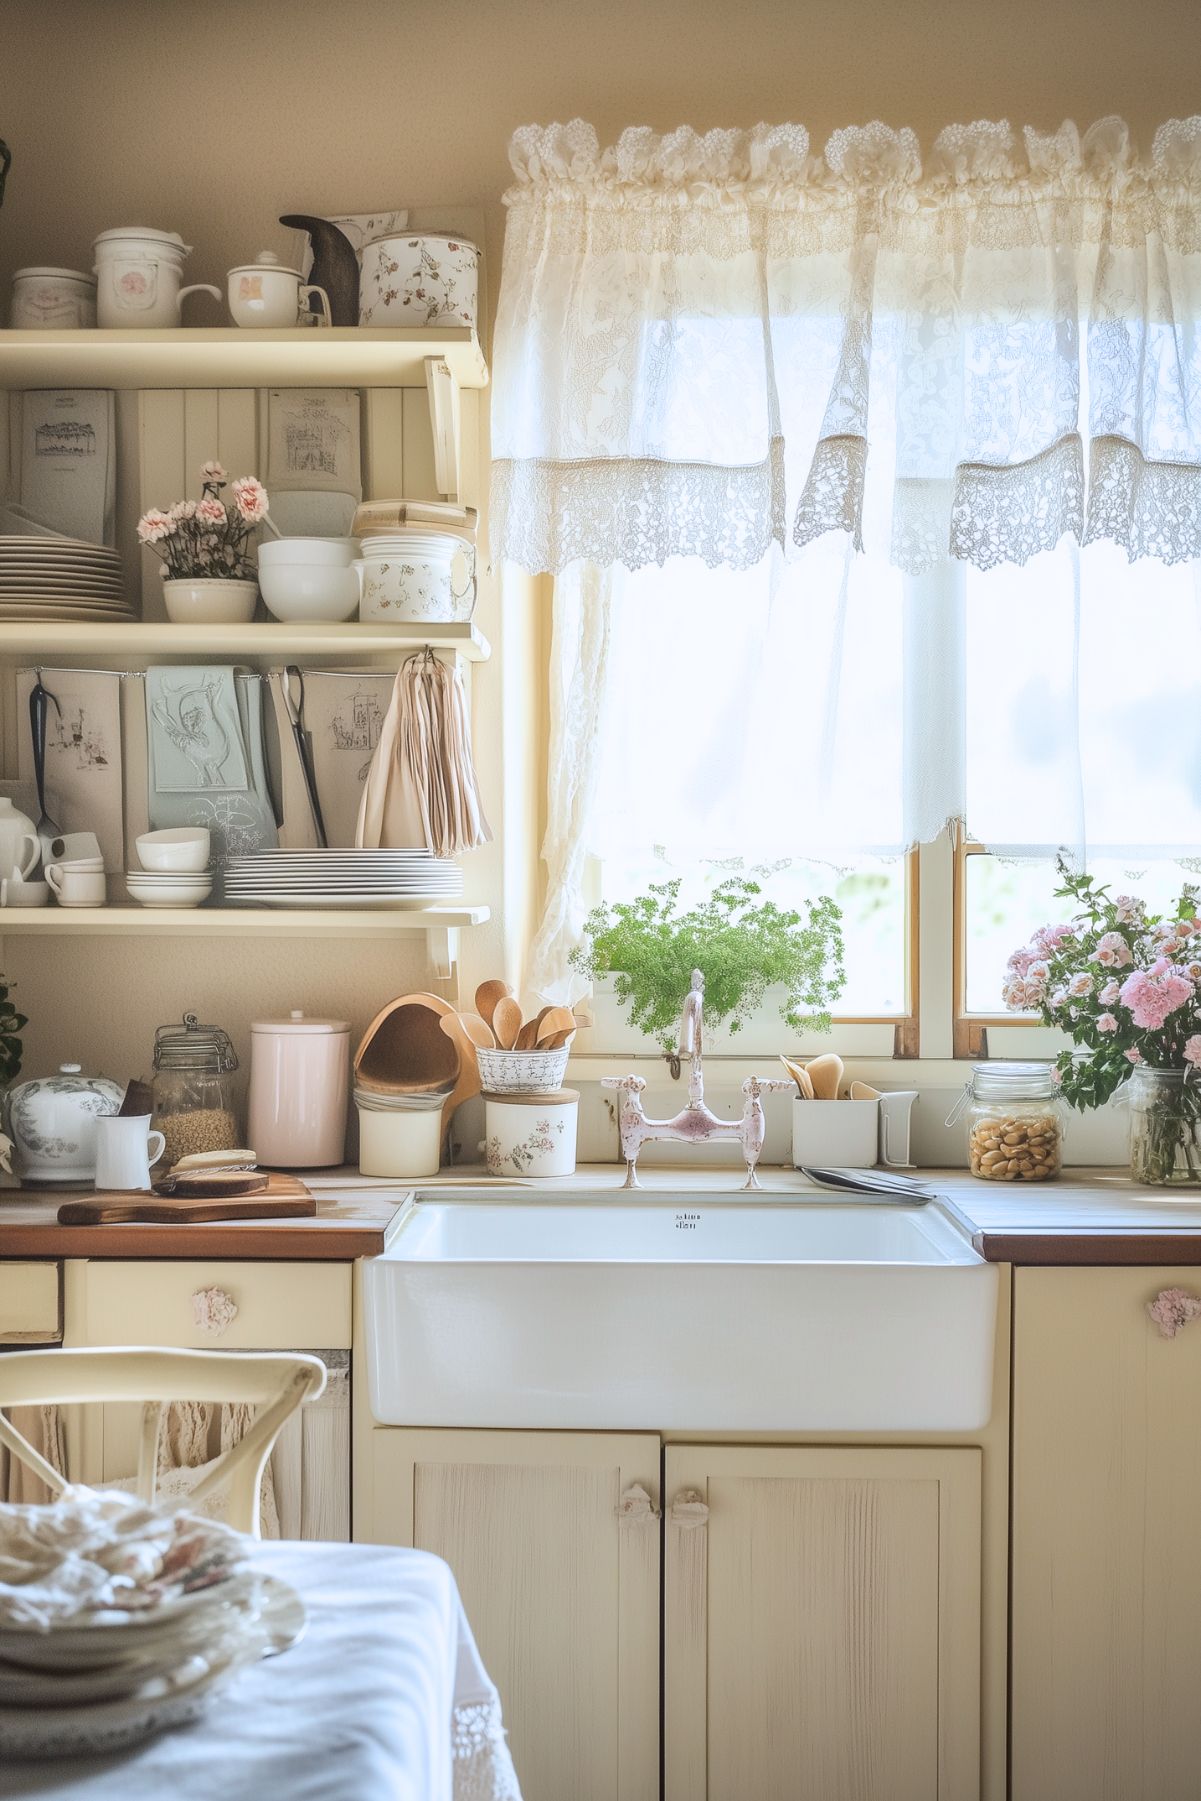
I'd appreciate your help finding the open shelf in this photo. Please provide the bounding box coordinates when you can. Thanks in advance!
[0,904,491,974]
[0,326,489,391]
[0,619,491,663]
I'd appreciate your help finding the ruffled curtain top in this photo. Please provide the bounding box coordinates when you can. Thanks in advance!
[490,117,1201,574]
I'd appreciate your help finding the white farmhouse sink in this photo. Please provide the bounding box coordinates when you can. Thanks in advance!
[363,1194,999,1432]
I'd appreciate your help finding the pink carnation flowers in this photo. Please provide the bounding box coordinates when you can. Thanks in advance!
[1118,959,1194,1032]
[135,462,270,582]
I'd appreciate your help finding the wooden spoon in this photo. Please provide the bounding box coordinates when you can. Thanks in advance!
[535,1006,576,1045]
[804,1053,844,1101]
[492,995,522,1050]
[779,1054,815,1100]
[542,1028,575,1050]
[849,1080,882,1101]
[474,979,512,1030]
[460,1015,496,1051]
[515,1019,540,1051]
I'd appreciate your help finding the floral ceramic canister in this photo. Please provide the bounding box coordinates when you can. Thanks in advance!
[4,1061,124,1182]
[357,233,479,329]
[484,1089,578,1178]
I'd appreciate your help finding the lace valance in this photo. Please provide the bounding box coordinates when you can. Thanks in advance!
[491,117,1201,573]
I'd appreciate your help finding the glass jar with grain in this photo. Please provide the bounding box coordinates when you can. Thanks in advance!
[151,1012,241,1168]
[964,1062,1064,1182]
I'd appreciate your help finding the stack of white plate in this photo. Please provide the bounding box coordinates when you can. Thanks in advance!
[0,1571,304,1760]
[0,535,134,622]
[223,848,463,910]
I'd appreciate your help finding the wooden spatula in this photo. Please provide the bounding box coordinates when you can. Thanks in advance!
[535,1006,576,1045]
[493,996,522,1049]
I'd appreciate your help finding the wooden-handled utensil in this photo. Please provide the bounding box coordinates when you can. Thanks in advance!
[535,1006,576,1046]
[515,1019,540,1050]
[779,1055,815,1100]
[474,979,513,1030]
[492,996,522,1050]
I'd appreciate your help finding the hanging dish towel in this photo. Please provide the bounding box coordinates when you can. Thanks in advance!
[355,653,490,857]
[145,666,278,869]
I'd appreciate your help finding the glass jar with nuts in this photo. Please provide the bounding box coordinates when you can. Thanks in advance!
[963,1062,1064,1182]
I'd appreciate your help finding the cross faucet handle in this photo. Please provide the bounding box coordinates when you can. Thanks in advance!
[742,1075,795,1097]
[602,1074,646,1095]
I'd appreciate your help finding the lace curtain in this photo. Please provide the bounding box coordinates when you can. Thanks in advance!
[492,116,1201,574]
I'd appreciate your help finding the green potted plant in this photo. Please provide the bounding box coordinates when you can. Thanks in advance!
[570,876,845,1055]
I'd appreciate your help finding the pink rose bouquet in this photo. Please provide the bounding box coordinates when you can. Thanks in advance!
[1006,860,1201,1179]
[136,462,269,581]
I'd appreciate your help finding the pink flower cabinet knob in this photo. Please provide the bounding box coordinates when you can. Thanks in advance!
[1146,1287,1201,1339]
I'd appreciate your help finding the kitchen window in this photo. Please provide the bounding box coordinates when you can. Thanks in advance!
[547,536,1201,1060]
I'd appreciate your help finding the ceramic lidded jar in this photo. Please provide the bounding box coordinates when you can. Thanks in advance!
[11,267,97,329]
[248,1010,350,1169]
[5,1062,124,1183]
[92,227,221,329]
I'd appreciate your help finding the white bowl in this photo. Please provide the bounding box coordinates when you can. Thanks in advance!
[125,873,212,909]
[258,536,358,568]
[259,563,359,623]
[162,578,256,625]
[476,1047,570,1095]
[136,827,211,872]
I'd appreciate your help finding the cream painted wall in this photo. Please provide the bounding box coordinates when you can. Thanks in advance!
[1,0,1198,1126]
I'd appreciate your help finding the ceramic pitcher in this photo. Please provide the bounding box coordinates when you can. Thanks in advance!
[93,1114,167,1192]
[0,796,39,881]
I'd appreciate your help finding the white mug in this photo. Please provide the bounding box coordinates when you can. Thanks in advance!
[49,831,102,865]
[94,1114,166,1192]
[4,832,39,882]
[227,253,331,328]
[45,864,106,907]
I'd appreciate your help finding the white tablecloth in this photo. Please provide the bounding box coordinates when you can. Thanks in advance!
[0,1541,522,1801]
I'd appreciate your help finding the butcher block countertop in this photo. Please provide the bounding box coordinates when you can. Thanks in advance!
[1,1164,1200,1264]
[0,1174,409,1260]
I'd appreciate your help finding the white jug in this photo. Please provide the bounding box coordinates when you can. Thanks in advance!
[0,797,39,881]
[93,1114,167,1192]
[93,227,221,328]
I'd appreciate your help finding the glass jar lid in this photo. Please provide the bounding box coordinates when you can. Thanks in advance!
[153,1011,238,1072]
[971,1061,1057,1101]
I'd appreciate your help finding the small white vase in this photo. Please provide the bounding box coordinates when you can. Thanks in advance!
[162,578,257,625]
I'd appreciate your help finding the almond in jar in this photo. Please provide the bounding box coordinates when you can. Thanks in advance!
[961,1062,1064,1181]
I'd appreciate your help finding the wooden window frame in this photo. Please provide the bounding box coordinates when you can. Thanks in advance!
[952,833,1040,1058]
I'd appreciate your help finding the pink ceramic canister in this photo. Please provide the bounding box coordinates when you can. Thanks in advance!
[248,1010,350,1169]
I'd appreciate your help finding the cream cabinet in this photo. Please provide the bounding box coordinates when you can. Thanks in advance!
[1012,1266,1201,1800]
[370,1428,661,1801]
[664,1444,982,1801]
[61,1258,352,1538]
[0,1261,61,1342]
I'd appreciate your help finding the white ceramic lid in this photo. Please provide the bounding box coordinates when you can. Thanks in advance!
[251,1009,350,1035]
[228,249,303,279]
[13,267,96,285]
[93,227,188,250]
[363,229,478,253]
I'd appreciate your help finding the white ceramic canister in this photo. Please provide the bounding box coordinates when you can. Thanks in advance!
[248,1010,350,1168]
[357,1102,443,1179]
[358,233,479,328]
[791,1097,880,1171]
[4,1062,125,1183]
[353,530,476,623]
[11,267,97,329]
[93,227,221,328]
[484,1089,579,1178]
[227,251,332,328]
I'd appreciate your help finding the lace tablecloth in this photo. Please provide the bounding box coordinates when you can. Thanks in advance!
[0,1540,522,1801]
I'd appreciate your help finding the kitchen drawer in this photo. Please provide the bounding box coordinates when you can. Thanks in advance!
[65,1261,351,1351]
[0,1261,61,1342]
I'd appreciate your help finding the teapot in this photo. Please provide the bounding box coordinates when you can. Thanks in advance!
[4,1062,124,1183]
[93,227,221,329]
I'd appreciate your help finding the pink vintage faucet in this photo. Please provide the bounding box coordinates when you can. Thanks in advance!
[602,970,793,1189]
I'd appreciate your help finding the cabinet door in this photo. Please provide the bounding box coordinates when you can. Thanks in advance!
[664,1444,981,1801]
[373,1427,660,1801]
[1012,1267,1201,1801]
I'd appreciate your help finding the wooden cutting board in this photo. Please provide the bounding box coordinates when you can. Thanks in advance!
[58,1173,316,1226]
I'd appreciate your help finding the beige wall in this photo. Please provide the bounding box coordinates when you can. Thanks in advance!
[1,0,1198,1117]
[2,0,1199,303]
